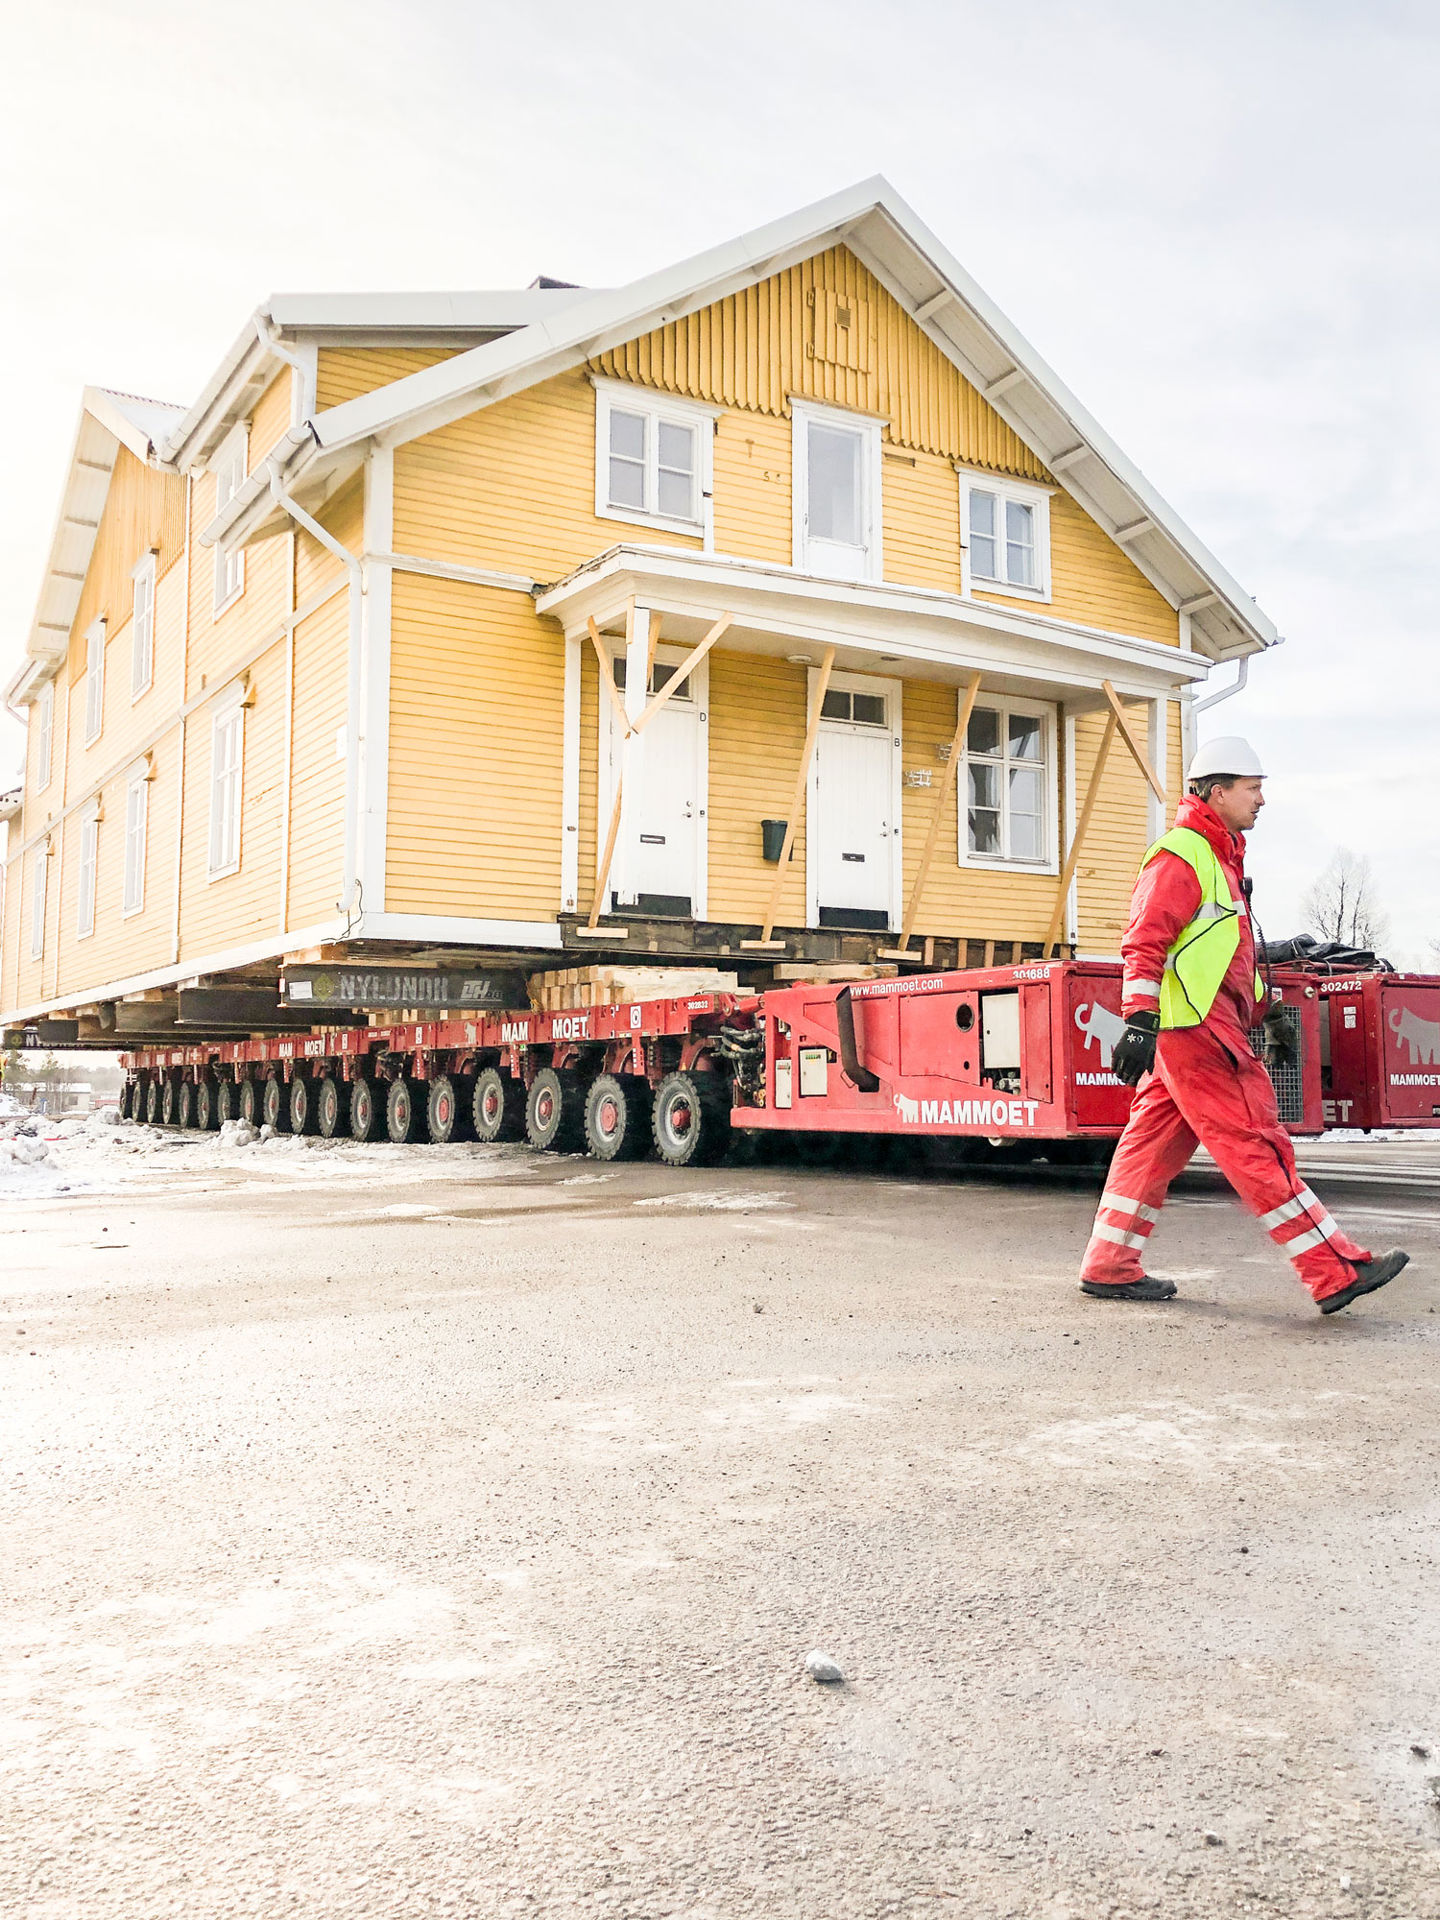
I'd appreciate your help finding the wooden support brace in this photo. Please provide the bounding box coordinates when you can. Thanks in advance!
[587,601,636,929]
[1101,679,1167,806]
[632,613,732,734]
[895,669,982,953]
[744,645,836,950]
[588,616,629,734]
[1043,708,1117,958]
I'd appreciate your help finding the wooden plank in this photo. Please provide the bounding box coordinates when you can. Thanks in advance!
[1101,678,1167,806]
[757,644,836,946]
[896,669,982,951]
[1043,708,1117,957]
[587,600,635,929]
[588,616,629,734]
[632,614,733,734]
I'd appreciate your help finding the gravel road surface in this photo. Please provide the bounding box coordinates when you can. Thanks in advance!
[3,1130,1439,1918]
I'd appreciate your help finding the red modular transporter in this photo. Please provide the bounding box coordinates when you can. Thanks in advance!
[119,958,1325,1160]
[1317,972,1440,1131]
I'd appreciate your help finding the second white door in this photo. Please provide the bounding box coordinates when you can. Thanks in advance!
[808,676,900,931]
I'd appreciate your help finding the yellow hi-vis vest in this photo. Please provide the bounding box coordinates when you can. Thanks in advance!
[1139,826,1266,1029]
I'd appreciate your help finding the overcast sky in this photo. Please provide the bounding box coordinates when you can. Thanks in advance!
[2,0,1435,958]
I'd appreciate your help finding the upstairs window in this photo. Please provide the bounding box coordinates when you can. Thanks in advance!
[77,804,99,940]
[961,698,1056,868]
[962,474,1051,599]
[594,380,712,535]
[208,699,244,878]
[212,425,248,613]
[131,552,156,698]
[792,402,882,583]
[84,620,106,744]
[35,681,53,790]
[123,771,149,916]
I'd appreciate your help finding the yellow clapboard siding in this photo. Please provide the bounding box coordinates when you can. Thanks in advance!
[1070,701,1153,953]
[882,452,964,595]
[295,475,362,605]
[248,371,294,469]
[711,412,791,564]
[71,446,187,651]
[704,651,810,928]
[385,575,564,919]
[315,347,463,411]
[286,594,348,929]
[592,245,1047,477]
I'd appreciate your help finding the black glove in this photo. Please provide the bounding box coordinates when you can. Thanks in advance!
[1111,1011,1160,1088]
[1262,1003,1298,1072]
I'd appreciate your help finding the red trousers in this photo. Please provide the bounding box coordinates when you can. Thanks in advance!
[1080,1024,1370,1302]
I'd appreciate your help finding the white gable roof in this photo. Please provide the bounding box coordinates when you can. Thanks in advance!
[301,178,1275,661]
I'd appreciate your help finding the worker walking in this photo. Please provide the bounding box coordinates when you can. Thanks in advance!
[1079,736,1409,1314]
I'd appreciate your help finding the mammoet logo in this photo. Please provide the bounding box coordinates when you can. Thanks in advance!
[501,1021,530,1045]
[551,1014,590,1040]
[1074,1001,1127,1073]
[892,1091,1039,1129]
[1390,1004,1440,1067]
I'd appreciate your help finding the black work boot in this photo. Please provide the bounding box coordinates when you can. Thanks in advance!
[1079,1276,1179,1302]
[1318,1249,1410,1316]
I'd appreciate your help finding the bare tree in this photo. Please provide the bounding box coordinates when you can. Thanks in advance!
[1301,848,1390,950]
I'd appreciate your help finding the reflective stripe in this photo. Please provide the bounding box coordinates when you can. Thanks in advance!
[1124,978,1162,997]
[1284,1224,1328,1257]
[1100,1192,1161,1224]
[1090,1221,1150,1251]
[1259,1185,1323,1231]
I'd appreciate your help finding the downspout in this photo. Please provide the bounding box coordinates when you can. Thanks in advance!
[265,458,364,922]
[255,317,314,423]
[1193,655,1249,714]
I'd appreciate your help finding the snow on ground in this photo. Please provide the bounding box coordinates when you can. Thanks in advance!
[0,1110,535,1206]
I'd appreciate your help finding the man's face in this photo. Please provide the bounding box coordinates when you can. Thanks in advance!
[1209,776,1266,833]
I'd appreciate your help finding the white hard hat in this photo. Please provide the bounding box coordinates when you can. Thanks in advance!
[1187,735,1265,780]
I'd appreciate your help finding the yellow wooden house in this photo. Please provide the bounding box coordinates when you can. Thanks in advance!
[0,179,1275,1042]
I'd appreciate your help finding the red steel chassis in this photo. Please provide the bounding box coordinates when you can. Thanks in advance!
[120,958,1336,1154]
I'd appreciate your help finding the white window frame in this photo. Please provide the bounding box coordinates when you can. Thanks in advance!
[957,693,1060,875]
[131,551,157,698]
[123,768,149,917]
[30,847,47,959]
[212,424,249,616]
[35,680,54,790]
[592,377,716,543]
[83,618,106,744]
[791,399,884,584]
[77,803,100,940]
[959,469,1053,602]
[208,697,245,879]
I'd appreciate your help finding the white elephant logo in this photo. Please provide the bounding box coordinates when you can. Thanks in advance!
[1074,1001,1128,1069]
[893,1092,920,1124]
[1391,1003,1440,1066]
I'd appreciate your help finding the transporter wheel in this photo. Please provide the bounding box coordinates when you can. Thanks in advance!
[426,1074,470,1144]
[585,1073,652,1162]
[194,1078,215,1131]
[261,1076,290,1133]
[472,1067,524,1143]
[386,1076,426,1145]
[289,1074,320,1136]
[177,1080,198,1130]
[161,1077,179,1127]
[652,1070,731,1168]
[350,1074,382,1142]
[238,1079,260,1127]
[145,1078,162,1125]
[119,1079,134,1121]
[216,1077,237,1125]
[525,1067,586,1153]
[316,1075,349,1139]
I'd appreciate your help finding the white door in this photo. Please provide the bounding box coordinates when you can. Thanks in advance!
[606,648,706,914]
[808,676,900,930]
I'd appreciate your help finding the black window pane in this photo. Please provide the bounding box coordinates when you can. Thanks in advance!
[967,707,1000,756]
[851,692,886,726]
[821,689,850,721]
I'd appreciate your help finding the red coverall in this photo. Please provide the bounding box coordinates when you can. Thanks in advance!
[1079,794,1372,1302]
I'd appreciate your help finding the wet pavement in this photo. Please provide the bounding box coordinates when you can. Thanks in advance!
[3,1130,1439,1918]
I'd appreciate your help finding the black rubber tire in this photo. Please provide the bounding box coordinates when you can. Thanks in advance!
[119,1079,134,1121]
[177,1080,198,1130]
[652,1070,731,1167]
[145,1078,162,1125]
[426,1074,471,1143]
[350,1075,382,1142]
[215,1077,236,1125]
[585,1073,652,1161]
[288,1075,319,1135]
[317,1075,349,1139]
[193,1078,216,1131]
[238,1079,260,1127]
[525,1067,586,1152]
[161,1077,179,1127]
[262,1076,290,1133]
[472,1066,524,1143]
[386,1075,426,1144]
